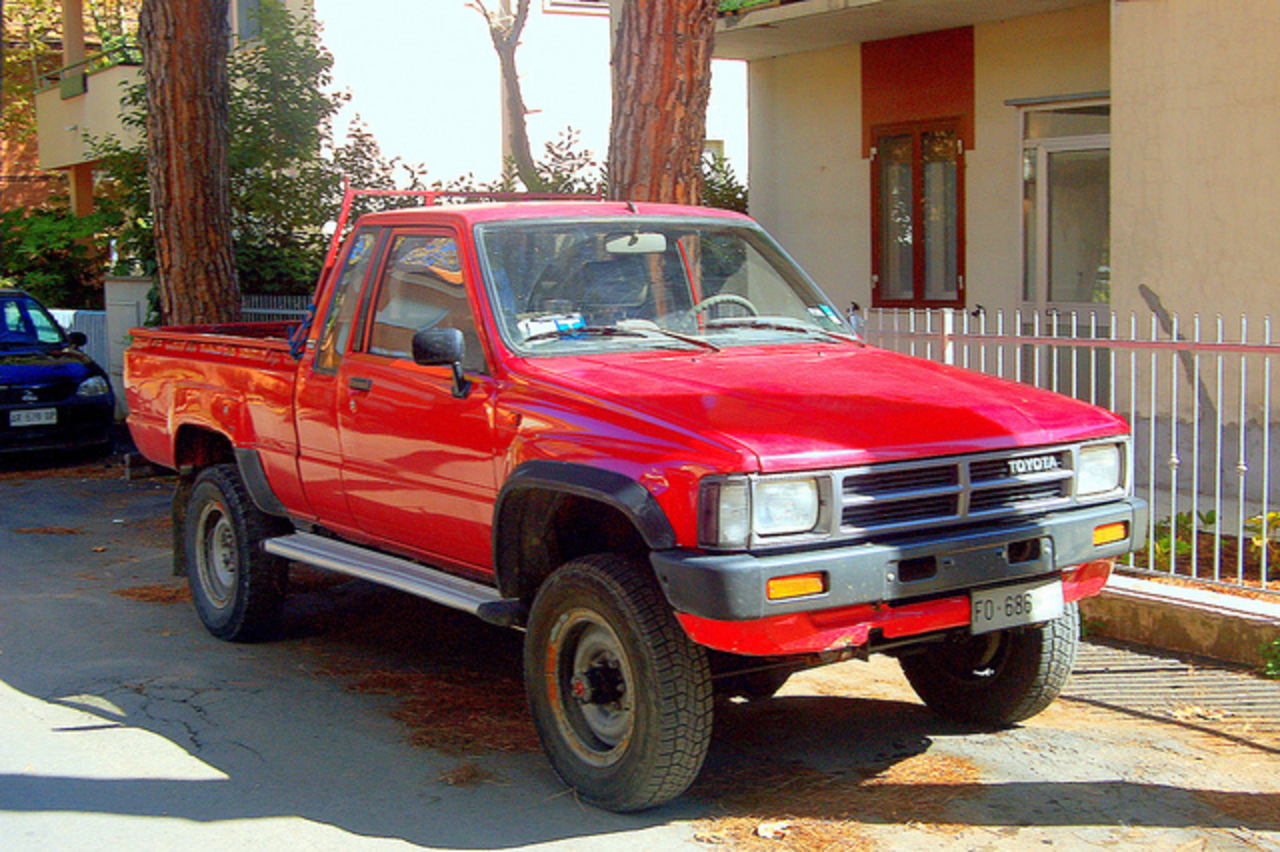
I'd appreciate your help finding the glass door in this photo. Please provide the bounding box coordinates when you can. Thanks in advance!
[872,120,965,308]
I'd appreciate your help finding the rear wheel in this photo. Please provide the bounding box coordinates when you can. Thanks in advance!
[899,602,1079,725]
[524,553,713,812]
[184,464,289,642]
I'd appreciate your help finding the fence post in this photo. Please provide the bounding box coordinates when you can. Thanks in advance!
[942,308,956,366]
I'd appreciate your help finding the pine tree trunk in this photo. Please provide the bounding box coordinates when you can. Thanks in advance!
[607,0,718,205]
[139,0,240,325]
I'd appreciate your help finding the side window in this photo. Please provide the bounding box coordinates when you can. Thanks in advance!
[2,302,26,336]
[369,233,487,374]
[28,304,62,344]
[315,228,379,374]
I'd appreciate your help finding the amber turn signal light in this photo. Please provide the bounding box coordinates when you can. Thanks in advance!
[1093,522,1129,546]
[767,572,827,601]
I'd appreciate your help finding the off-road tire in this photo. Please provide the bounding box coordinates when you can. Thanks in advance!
[524,553,713,812]
[184,463,289,642]
[899,602,1079,725]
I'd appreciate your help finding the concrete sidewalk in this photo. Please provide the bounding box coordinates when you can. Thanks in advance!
[1082,573,1280,670]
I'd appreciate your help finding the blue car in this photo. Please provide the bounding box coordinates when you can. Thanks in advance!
[0,288,115,455]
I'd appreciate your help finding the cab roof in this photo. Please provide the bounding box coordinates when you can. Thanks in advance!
[354,200,752,229]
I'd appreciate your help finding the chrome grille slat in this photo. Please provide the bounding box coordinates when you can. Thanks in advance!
[838,446,1081,538]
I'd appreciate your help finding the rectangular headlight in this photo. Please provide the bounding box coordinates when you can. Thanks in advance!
[699,475,825,548]
[753,478,820,536]
[1077,443,1123,497]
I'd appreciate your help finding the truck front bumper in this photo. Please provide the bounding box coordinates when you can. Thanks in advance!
[650,498,1146,629]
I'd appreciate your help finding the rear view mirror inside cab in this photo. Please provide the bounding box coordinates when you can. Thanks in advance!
[605,232,667,254]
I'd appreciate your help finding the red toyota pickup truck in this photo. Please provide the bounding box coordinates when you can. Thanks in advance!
[126,200,1146,811]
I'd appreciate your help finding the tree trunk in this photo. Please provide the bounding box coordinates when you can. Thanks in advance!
[475,0,545,192]
[607,0,717,205]
[139,0,240,325]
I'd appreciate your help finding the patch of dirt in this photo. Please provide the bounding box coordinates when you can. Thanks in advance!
[694,753,981,852]
[114,584,191,605]
[13,526,84,535]
[694,817,873,852]
[291,587,539,756]
[117,515,172,550]
[1194,790,1280,831]
[1128,533,1279,591]
[0,458,126,482]
[438,761,497,787]
[1125,570,1280,604]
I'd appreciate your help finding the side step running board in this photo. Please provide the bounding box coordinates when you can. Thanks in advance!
[263,532,525,628]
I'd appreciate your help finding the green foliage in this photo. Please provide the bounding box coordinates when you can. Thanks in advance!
[1139,510,1216,569]
[94,0,426,295]
[225,0,339,293]
[1244,512,1280,551]
[701,152,748,213]
[0,205,120,308]
[90,0,748,298]
[1263,637,1280,680]
[534,128,605,195]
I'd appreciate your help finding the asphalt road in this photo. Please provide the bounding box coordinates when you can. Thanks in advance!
[1,459,1278,851]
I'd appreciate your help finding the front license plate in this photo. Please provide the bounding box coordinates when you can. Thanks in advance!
[970,577,1064,635]
[10,408,56,427]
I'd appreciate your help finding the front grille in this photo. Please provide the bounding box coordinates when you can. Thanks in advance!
[839,448,1075,538]
[843,463,958,497]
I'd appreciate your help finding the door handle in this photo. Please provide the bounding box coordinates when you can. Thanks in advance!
[348,377,373,392]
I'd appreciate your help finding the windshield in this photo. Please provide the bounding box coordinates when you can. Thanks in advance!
[475,218,854,356]
[0,294,67,348]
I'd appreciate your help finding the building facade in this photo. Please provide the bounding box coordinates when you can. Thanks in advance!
[714,0,1280,330]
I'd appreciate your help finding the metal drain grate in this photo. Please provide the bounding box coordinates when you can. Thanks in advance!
[1064,641,1280,746]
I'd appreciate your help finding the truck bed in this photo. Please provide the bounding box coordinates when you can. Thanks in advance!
[125,322,303,494]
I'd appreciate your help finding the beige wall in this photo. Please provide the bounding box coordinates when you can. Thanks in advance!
[747,6,1111,315]
[971,3,1109,315]
[35,63,141,171]
[1111,0,1280,326]
[747,44,867,310]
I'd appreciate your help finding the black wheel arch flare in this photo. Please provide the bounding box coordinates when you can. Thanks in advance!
[493,460,678,600]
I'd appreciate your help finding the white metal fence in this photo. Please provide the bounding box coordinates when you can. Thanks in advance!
[863,307,1277,596]
[49,309,109,370]
[240,294,310,322]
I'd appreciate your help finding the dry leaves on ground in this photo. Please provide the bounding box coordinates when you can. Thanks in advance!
[695,753,982,852]
[113,584,192,605]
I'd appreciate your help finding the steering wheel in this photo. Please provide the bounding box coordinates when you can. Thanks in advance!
[691,293,759,317]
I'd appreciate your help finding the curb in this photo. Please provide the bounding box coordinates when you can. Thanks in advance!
[1080,574,1280,670]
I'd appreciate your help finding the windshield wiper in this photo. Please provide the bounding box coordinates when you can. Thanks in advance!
[639,326,721,352]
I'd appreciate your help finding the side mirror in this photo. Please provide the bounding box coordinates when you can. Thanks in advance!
[68,331,88,348]
[412,327,472,399]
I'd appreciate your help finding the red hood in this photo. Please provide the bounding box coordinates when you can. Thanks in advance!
[516,344,1129,473]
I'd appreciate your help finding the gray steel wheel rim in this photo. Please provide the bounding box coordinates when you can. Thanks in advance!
[557,609,635,764]
[196,502,237,610]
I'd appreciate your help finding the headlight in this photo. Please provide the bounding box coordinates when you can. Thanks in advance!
[754,478,820,536]
[1077,443,1123,497]
[699,476,822,548]
[76,375,111,398]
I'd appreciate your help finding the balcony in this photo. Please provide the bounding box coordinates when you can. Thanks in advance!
[35,42,142,171]
[716,0,1098,60]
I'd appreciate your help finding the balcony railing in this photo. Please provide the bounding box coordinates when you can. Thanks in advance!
[863,307,1277,597]
[38,40,142,99]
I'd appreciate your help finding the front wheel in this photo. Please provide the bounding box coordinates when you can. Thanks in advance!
[184,464,289,642]
[524,553,713,812]
[899,602,1079,725]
